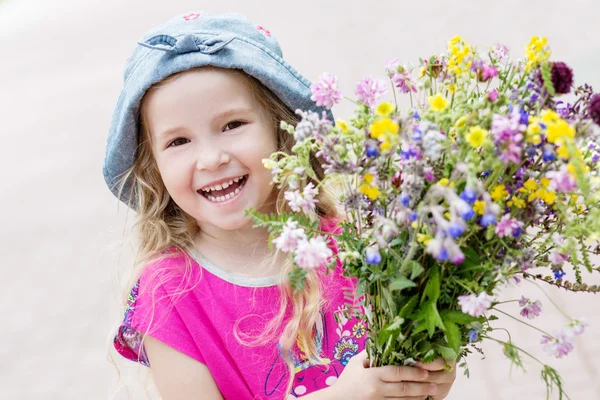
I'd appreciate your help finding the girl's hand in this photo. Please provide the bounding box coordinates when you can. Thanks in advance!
[415,357,457,400]
[328,350,440,400]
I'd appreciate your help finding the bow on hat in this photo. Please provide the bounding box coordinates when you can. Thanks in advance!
[137,33,236,54]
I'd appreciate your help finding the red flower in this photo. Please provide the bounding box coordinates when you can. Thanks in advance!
[256,25,271,37]
[183,13,201,21]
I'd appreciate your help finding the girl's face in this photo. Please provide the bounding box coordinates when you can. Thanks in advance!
[143,68,278,232]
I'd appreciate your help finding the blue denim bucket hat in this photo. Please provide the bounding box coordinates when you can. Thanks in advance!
[103,11,330,206]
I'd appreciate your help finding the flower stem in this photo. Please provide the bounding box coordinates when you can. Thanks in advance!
[491,307,555,338]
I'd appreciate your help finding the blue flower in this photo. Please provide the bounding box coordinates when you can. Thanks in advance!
[554,269,566,280]
[519,109,529,125]
[448,223,465,238]
[409,212,418,222]
[366,247,382,265]
[436,247,449,262]
[460,188,477,205]
[481,170,491,178]
[543,150,555,162]
[399,193,411,207]
[413,110,421,120]
[461,208,475,221]
[412,126,423,141]
[468,329,479,342]
[366,144,379,158]
[526,146,537,158]
[480,213,496,227]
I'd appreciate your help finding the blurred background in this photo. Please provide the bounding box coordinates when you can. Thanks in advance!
[1,0,599,398]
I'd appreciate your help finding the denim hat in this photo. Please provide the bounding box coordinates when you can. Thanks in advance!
[103,11,330,206]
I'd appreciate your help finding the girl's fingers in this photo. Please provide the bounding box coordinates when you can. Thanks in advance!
[421,369,456,384]
[384,397,428,400]
[416,357,456,371]
[377,365,429,383]
[381,381,438,398]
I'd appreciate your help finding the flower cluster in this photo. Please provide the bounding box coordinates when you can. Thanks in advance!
[249,35,600,398]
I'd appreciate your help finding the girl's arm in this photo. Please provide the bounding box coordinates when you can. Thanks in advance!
[144,335,224,400]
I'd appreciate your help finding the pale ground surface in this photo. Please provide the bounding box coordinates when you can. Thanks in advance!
[1,0,599,399]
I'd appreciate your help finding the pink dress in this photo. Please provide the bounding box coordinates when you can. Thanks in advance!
[113,218,367,399]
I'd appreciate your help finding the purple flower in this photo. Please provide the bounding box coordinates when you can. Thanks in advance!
[423,167,435,182]
[491,109,524,164]
[588,93,600,126]
[273,220,307,252]
[546,166,577,192]
[491,43,509,63]
[294,236,333,269]
[310,73,342,109]
[541,332,575,359]
[366,246,382,265]
[550,61,574,95]
[355,76,387,107]
[458,292,494,317]
[495,214,523,238]
[548,250,568,265]
[519,296,543,319]
[444,237,465,264]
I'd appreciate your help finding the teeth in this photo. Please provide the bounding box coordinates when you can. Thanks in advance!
[202,175,245,192]
[204,176,246,203]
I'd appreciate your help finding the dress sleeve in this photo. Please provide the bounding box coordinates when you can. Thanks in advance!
[113,258,206,366]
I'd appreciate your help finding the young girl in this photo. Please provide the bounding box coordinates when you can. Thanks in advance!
[105,11,457,400]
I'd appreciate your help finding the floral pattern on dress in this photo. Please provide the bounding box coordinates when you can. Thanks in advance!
[113,280,150,366]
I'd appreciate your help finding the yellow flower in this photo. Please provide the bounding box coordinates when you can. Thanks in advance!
[262,158,277,170]
[417,233,431,245]
[428,94,449,112]
[541,109,561,126]
[526,119,543,145]
[525,36,550,71]
[540,177,550,188]
[466,126,488,148]
[336,119,349,134]
[557,145,569,159]
[473,200,485,215]
[523,179,538,191]
[438,178,450,186]
[491,184,509,201]
[370,118,399,140]
[364,173,374,184]
[547,119,575,144]
[507,196,526,209]
[376,102,394,116]
[454,116,467,128]
[359,184,380,200]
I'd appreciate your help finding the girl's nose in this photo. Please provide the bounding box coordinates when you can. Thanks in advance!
[195,146,231,171]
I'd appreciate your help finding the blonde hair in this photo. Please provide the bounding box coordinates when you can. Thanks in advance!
[115,66,341,395]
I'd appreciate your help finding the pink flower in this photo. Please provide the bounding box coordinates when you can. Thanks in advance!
[284,182,319,213]
[495,214,523,238]
[256,25,271,36]
[294,236,333,269]
[385,58,399,76]
[565,318,589,336]
[547,166,577,192]
[548,250,568,265]
[355,76,387,107]
[541,332,575,359]
[183,13,201,21]
[482,65,498,81]
[458,292,494,317]
[392,71,417,94]
[310,73,342,109]
[423,166,435,182]
[518,296,543,319]
[487,89,499,102]
[491,43,509,63]
[272,220,306,252]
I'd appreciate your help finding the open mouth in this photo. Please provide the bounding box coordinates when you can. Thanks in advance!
[198,175,248,203]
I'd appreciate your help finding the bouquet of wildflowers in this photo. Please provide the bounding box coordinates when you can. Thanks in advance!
[248,36,600,398]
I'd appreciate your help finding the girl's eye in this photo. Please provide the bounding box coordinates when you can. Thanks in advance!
[224,120,245,131]
[168,138,190,147]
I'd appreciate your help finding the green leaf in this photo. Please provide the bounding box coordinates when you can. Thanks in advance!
[386,316,405,332]
[415,300,445,337]
[443,321,461,354]
[436,345,458,361]
[423,265,440,303]
[399,295,419,319]
[440,310,479,325]
[390,277,417,291]
[410,262,425,280]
